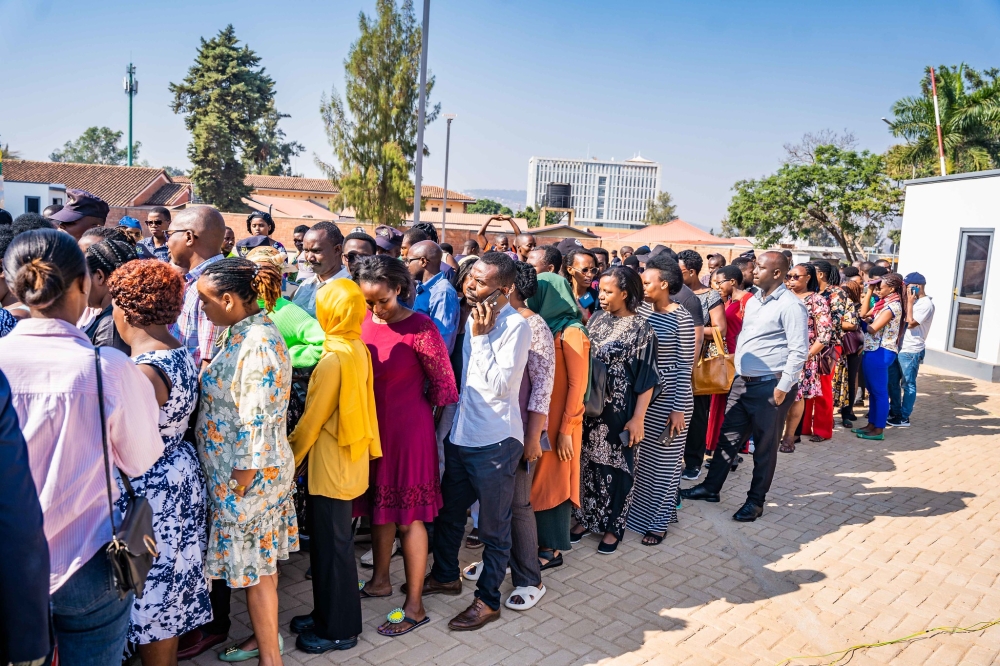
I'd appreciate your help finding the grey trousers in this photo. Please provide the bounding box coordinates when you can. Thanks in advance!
[510,461,542,589]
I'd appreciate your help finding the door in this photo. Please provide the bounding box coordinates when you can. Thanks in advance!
[948,231,993,356]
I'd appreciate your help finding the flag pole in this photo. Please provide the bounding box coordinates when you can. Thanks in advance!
[930,67,946,176]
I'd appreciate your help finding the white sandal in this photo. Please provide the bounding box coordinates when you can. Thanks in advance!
[462,561,510,581]
[505,584,546,610]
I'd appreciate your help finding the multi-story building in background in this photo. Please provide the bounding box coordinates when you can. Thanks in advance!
[526,155,660,229]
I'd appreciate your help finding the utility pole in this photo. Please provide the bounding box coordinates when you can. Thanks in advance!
[124,63,138,166]
[412,0,430,225]
[441,114,455,241]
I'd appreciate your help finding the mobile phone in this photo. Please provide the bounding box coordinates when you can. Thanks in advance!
[484,288,502,309]
[619,430,632,447]
[910,285,919,295]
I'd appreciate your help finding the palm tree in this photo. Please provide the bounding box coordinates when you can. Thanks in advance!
[886,65,1000,175]
[0,144,22,160]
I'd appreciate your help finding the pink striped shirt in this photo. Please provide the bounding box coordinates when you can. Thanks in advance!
[0,319,163,593]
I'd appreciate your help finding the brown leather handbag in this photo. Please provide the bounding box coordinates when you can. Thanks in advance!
[692,327,736,396]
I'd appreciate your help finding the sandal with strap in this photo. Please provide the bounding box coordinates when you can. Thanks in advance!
[505,585,546,611]
[358,579,392,598]
[641,531,665,546]
[465,528,483,549]
[538,549,563,571]
[778,440,795,453]
[377,609,430,637]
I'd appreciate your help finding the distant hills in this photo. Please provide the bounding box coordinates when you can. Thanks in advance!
[464,189,528,212]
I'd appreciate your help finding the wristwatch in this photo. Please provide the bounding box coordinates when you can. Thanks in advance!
[228,478,247,495]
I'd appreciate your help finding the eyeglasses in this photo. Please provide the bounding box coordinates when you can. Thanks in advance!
[576,267,600,275]
[164,228,198,239]
[404,256,424,264]
[786,274,806,280]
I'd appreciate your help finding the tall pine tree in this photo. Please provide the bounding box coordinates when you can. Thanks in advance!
[170,25,302,210]
[317,0,439,225]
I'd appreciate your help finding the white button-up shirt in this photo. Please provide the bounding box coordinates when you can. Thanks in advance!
[735,284,809,394]
[0,319,163,593]
[451,303,532,447]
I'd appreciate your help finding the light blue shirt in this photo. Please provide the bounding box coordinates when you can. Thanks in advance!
[414,271,460,354]
[290,266,350,317]
[450,303,531,447]
[734,284,809,394]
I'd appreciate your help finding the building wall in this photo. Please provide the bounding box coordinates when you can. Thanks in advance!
[897,174,1000,372]
[2,182,66,217]
[424,197,468,214]
[251,188,337,208]
[526,157,660,228]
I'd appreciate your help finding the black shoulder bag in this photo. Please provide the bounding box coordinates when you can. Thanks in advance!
[95,347,159,599]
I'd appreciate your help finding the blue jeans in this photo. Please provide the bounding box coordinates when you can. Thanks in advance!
[888,350,924,421]
[431,437,522,610]
[862,347,897,428]
[49,549,132,666]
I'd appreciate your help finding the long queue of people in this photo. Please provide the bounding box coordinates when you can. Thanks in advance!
[0,191,933,666]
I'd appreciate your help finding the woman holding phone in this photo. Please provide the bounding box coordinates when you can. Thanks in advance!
[855,273,906,440]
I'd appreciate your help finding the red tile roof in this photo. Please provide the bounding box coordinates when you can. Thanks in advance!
[245,174,338,194]
[244,195,339,221]
[145,183,190,206]
[618,220,736,245]
[3,160,166,206]
[420,185,475,202]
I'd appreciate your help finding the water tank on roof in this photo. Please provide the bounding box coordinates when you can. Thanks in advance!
[546,182,571,208]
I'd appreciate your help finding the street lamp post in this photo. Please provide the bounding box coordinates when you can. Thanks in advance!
[441,114,456,242]
[123,63,138,167]
[412,0,431,225]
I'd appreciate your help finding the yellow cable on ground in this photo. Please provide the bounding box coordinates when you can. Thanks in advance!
[775,618,1000,665]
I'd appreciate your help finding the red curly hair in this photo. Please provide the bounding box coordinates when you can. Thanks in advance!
[106,259,185,327]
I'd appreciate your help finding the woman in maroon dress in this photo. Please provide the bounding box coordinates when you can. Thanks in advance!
[705,265,752,459]
[352,255,459,637]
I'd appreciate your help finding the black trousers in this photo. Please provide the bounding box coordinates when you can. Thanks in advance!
[703,376,797,507]
[840,351,863,419]
[683,394,712,470]
[431,437,522,611]
[309,495,362,641]
[204,579,232,635]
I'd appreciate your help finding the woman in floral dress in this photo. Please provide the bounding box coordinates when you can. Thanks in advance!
[800,260,849,442]
[779,263,833,453]
[107,259,212,665]
[573,268,658,548]
[196,258,298,665]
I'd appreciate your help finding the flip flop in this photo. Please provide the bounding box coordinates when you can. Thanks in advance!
[358,579,392,598]
[376,609,430,637]
[505,585,546,610]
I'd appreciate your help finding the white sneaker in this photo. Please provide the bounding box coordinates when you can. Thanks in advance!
[360,538,401,568]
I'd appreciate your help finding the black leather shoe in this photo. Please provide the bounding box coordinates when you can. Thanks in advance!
[290,614,315,634]
[733,501,763,522]
[679,484,720,502]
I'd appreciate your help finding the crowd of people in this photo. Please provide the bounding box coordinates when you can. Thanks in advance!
[0,191,935,666]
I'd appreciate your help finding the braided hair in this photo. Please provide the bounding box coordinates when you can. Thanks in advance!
[513,260,538,301]
[86,239,137,278]
[201,257,282,312]
[881,272,908,349]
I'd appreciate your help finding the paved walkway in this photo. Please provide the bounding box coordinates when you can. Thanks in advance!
[195,366,1000,665]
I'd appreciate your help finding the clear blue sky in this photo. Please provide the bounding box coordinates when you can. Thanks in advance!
[3,0,999,229]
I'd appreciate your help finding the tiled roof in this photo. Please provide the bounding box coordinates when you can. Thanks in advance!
[244,195,339,221]
[172,175,191,184]
[619,219,735,245]
[145,183,190,206]
[3,160,165,206]
[245,174,338,194]
[420,185,475,202]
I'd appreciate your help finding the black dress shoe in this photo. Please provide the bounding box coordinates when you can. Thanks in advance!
[679,485,720,502]
[733,501,763,522]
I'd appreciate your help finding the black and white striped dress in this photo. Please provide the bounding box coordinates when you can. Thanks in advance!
[626,303,696,535]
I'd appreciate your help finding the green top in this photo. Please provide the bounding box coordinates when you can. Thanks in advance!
[258,296,324,368]
[527,272,587,337]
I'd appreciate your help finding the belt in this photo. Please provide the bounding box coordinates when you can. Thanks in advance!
[741,373,782,383]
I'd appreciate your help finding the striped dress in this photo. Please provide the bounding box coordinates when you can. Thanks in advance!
[627,303,696,535]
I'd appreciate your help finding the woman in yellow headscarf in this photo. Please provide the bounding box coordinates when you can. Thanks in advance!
[288,278,380,655]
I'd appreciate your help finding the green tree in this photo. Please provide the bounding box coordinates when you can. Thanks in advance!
[170,25,301,211]
[317,0,439,226]
[643,191,678,225]
[886,65,1000,175]
[50,127,140,165]
[162,166,187,177]
[516,206,539,228]
[468,198,514,216]
[726,145,901,262]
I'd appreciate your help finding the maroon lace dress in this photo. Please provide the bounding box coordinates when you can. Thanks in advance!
[354,310,459,524]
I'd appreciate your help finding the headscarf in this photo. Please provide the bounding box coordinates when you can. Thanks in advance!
[315,278,381,462]
[527,272,588,338]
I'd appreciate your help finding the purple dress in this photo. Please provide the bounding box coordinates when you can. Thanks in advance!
[354,311,459,524]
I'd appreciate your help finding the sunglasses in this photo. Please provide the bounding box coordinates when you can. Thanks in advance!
[346,251,369,264]
[575,267,600,275]
[786,274,806,280]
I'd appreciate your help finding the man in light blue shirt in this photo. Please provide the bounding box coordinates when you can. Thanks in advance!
[290,222,349,317]
[407,240,460,353]
[682,251,808,522]
[426,253,531,631]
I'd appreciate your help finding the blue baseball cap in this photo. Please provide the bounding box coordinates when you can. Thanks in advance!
[903,272,926,285]
[117,216,141,230]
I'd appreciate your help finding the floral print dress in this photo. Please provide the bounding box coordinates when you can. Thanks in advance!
[197,311,299,588]
[116,348,212,644]
[832,298,861,409]
[796,292,833,400]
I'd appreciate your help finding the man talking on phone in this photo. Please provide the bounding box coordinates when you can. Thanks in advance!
[421,252,532,631]
[681,251,808,522]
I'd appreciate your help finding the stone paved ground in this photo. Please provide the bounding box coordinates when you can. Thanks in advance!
[193,366,1000,665]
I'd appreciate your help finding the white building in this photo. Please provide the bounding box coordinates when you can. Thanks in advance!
[0,180,66,217]
[897,169,1000,381]
[526,155,661,229]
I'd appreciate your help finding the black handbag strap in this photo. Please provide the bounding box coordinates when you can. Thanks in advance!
[95,347,135,542]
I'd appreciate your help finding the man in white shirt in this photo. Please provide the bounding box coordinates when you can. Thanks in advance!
[420,253,531,632]
[290,222,349,317]
[888,272,935,427]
